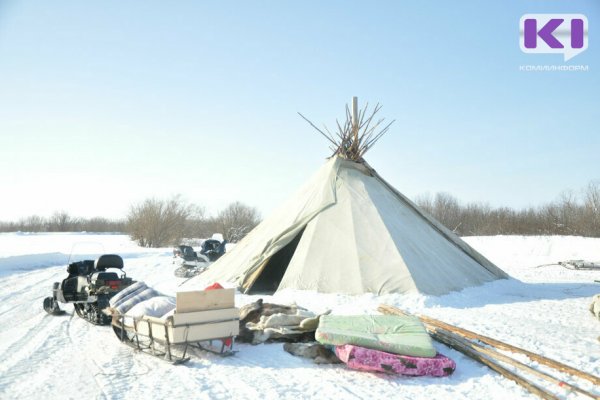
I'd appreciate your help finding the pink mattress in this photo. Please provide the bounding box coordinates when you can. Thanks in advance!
[335,344,455,377]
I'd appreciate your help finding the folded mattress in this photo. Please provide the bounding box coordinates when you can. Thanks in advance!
[336,344,455,377]
[315,315,436,357]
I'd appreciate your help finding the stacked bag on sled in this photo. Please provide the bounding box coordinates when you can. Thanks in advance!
[106,281,176,321]
[315,315,455,377]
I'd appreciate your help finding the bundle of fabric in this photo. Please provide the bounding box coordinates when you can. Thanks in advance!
[315,314,455,377]
[107,281,176,324]
[238,299,330,344]
[335,345,456,377]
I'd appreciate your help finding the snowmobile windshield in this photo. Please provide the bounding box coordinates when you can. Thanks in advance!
[67,242,105,264]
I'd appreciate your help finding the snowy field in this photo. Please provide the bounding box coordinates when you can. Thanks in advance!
[0,233,599,399]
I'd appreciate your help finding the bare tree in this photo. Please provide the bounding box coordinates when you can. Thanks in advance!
[184,207,210,238]
[415,192,463,233]
[210,201,261,242]
[48,211,74,232]
[414,193,434,215]
[583,181,600,236]
[20,215,47,232]
[127,195,198,247]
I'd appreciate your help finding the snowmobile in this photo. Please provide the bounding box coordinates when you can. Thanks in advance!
[173,245,206,266]
[199,239,227,262]
[43,254,135,325]
[173,245,210,278]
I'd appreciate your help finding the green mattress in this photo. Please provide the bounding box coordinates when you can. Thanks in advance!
[315,315,436,357]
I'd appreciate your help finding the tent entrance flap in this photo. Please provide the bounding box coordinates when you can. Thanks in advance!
[247,227,306,294]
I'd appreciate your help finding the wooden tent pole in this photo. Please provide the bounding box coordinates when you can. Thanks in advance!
[378,304,600,387]
[420,314,600,386]
[429,328,561,400]
[352,96,358,145]
[429,327,598,399]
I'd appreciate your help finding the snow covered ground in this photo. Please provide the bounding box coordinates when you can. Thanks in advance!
[0,233,598,399]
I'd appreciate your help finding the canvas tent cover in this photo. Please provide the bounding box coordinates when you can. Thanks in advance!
[189,156,508,295]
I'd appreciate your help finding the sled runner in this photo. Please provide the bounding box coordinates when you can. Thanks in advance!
[112,288,239,364]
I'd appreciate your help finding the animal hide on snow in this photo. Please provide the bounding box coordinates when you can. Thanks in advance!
[283,342,341,364]
[238,299,330,344]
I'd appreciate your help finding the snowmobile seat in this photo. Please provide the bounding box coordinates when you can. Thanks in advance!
[93,271,120,282]
[95,254,124,271]
[180,246,197,262]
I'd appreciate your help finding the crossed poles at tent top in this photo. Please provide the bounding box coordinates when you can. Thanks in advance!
[298,98,395,162]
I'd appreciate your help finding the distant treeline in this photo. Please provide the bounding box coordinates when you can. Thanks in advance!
[0,198,262,248]
[0,212,126,233]
[2,181,599,239]
[414,181,600,237]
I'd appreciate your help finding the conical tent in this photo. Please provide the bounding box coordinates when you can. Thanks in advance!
[188,156,508,295]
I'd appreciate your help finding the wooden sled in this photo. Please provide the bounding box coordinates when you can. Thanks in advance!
[558,260,600,270]
[112,288,239,364]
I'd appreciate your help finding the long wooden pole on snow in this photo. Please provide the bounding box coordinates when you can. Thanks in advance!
[378,304,600,400]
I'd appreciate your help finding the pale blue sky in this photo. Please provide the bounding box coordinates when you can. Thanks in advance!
[0,1,598,221]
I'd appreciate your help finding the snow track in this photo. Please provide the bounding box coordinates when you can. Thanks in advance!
[1,234,599,399]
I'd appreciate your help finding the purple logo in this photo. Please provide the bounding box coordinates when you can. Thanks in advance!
[520,14,588,61]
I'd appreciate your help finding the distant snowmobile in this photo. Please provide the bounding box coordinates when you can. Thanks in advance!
[172,240,228,278]
[43,254,135,325]
[199,239,227,262]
